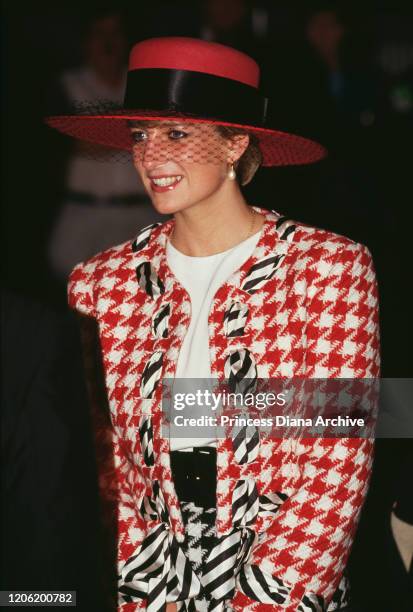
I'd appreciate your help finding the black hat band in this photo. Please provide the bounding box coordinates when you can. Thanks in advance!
[124,68,268,126]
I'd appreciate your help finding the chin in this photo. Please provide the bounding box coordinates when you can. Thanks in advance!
[150,195,189,215]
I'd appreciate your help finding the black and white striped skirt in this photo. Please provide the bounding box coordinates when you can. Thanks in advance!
[172,449,351,612]
[178,501,219,611]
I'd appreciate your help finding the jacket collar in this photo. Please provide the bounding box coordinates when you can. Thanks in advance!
[131,207,298,297]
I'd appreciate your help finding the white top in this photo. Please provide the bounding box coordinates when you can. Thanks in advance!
[167,228,262,451]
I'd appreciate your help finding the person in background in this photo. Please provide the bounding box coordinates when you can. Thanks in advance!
[1,290,102,610]
[48,9,163,281]
[388,443,413,611]
[305,4,378,134]
[200,0,250,49]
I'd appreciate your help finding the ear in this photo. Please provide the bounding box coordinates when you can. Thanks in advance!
[227,134,249,164]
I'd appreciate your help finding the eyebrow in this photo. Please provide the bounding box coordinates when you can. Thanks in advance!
[128,121,187,129]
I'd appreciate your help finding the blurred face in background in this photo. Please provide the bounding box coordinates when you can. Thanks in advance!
[204,0,248,33]
[85,14,127,76]
[131,121,248,216]
[306,10,345,65]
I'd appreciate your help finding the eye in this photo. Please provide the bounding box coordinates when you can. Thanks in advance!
[168,129,188,140]
[131,130,148,143]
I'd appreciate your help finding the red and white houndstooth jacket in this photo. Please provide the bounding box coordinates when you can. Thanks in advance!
[68,207,380,612]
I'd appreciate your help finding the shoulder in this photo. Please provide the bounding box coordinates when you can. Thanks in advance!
[263,209,368,257]
[281,220,377,301]
[263,210,375,288]
[68,221,166,316]
[291,220,368,259]
[274,214,374,274]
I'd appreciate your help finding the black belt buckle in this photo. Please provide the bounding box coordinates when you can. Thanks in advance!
[170,447,216,508]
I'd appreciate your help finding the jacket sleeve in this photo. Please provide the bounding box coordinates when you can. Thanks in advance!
[68,263,148,612]
[231,243,380,611]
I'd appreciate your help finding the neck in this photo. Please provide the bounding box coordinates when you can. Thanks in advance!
[170,182,265,256]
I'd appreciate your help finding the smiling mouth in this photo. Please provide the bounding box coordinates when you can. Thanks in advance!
[150,175,183,187]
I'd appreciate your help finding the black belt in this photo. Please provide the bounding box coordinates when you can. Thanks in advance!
[170,447,216,508]
[65,190,149,207]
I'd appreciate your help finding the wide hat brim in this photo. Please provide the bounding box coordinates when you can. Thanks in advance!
[45,109,326,167]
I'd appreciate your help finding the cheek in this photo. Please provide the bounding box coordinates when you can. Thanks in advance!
[187,163,226,193]
[194,136,228,164]
[132,156,146,180]
[132,148,143,168]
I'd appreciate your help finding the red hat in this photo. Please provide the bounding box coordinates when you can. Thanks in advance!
[45,37,326,166]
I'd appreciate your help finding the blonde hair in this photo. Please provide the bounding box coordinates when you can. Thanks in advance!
[216,125,262,186]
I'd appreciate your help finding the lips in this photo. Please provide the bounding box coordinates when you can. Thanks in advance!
[148,175,183,192]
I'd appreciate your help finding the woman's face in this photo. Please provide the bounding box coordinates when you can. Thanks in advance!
[131,121,245,215]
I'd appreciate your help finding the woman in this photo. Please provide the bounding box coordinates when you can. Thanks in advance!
[47,37,380,611]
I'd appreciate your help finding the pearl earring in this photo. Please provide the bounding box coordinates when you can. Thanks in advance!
[228,163,236,180]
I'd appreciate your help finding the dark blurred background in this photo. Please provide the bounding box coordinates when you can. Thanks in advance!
[1,1,412,610]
